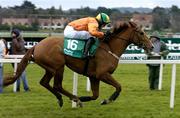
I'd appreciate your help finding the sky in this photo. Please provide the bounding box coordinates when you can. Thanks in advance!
[0,0,180,10]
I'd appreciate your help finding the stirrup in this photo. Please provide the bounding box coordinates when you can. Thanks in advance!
[83,52,89,58]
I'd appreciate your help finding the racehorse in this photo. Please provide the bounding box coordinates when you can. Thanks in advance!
[3,21,153,108]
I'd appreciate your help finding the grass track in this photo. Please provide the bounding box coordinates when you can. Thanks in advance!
[0,64,180,118]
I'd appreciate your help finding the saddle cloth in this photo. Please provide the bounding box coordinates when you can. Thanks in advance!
[63,37,99,58]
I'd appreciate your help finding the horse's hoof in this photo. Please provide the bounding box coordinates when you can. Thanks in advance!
[58,99,63,107]
[101,99,109,105]
[77,100,83,108]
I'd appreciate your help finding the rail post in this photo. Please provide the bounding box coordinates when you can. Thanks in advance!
[158,57,164,90]
[13,63,18,92]
[72,72,78,108]
[86,77,91,92]
[170,64,176,109]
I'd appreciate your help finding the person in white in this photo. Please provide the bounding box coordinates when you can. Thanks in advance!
[0,38,7,93]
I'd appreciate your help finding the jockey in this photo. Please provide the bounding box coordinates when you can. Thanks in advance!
[64,13,111,57]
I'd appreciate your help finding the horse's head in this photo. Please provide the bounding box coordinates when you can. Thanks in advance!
[112,21,153,53]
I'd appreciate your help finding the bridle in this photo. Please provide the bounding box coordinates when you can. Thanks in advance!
[100,27,146,60]
[130,28,147,49]
[128,27,146,49]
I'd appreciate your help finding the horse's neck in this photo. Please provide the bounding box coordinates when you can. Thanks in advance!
[108,36,129,58]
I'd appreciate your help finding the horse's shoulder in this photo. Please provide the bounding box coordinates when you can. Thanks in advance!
[96,42,110,54]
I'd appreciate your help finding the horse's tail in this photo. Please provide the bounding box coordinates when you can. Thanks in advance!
[3,46,35,87]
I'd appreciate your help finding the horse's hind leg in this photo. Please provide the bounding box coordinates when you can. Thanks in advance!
[98,73,121,105]
[54,68,83,107]
[40,70,63,107]
[79,77,100,102]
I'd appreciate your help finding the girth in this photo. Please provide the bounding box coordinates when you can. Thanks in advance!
[83,58,90,75]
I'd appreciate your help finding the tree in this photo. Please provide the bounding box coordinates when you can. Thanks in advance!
[0,24,10,30]
[171,5,179,13]
[20,0,36,14]
[31,20,39,31]
[58,5,63,14]
[152,7,170,30]
[48,6,56,14]
[170,5,180,32]
[21,0,36,9]
[96,7,112,15]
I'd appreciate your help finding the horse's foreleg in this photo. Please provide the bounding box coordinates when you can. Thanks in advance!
[54,69,83,107]
[79,77,100,102]
[58,85,83,107]
[40,71,63,107]
[53,68,65,107]
[98,73,121,105]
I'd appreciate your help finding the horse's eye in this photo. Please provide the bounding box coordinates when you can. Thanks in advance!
[140,32,144,35]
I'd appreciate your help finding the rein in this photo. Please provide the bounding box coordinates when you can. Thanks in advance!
[107,50,120,60]
[99,36,130,60]
[99,30,135,61]
[98,45,120,60]
[99,25,144,61]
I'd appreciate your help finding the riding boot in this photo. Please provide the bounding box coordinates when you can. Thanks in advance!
[83,37,95,58]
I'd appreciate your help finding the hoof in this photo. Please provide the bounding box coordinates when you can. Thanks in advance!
[72,98,83,108]
[58,99,63,107]
[77,100,83,108]
[101,99,110,105]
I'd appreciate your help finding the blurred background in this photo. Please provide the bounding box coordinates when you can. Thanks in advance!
[0,0,180,37]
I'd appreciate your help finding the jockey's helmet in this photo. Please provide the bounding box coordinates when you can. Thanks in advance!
[96,13,110,25]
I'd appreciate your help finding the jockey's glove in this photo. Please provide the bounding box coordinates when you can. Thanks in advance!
[104,30,112,42]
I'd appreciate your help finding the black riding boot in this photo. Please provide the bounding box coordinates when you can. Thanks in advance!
[83,37,95,58]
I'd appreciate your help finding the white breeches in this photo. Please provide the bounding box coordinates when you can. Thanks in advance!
[64,25,92,39]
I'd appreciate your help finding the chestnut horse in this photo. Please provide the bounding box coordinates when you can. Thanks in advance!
[4,21,153,108]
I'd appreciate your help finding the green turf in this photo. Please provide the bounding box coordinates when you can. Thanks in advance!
[0,64,180,118]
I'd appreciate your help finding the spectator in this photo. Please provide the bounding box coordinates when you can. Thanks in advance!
[146,31,169,90]
[0,38,7,93]
[10,29,30,92]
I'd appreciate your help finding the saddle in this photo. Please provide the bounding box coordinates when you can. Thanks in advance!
[63,37,99,58]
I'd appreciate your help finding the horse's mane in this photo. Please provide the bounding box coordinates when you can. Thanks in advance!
[111,21,137,35]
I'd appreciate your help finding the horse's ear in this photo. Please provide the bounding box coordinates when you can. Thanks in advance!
[124,21,131,27]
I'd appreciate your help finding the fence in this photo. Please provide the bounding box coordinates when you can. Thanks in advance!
[2,55,24,92]
[1,54,178,109]
[72,54,180,109]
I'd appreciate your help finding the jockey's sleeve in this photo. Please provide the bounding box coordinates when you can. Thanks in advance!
[88,22,104,39]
